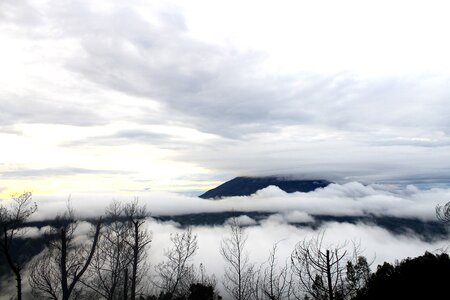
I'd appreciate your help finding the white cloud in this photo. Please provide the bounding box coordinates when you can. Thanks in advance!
[283,211,315,223]
[3,214,449,299]
[19,182,449,223]
[225,215,257,226]
[147,218,450,298]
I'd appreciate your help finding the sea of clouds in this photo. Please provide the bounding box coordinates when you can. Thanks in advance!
[19,181,450,221]
[1,182,450,299]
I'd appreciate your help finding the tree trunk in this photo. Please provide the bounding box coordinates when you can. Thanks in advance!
[4,250,22,300]
[15,271,22,300]
[326,250,334,300]
[60,228,70,300]
[131,224,138,300]
[2,230,22,300]
[124,268,128,300]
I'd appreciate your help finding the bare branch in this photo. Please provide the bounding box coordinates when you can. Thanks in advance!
[220,217,254,300]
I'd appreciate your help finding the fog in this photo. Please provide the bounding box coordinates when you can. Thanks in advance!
[3,216,448,300]
[152,217,450,299]
[2,182,450,299]
[147,217,450,282]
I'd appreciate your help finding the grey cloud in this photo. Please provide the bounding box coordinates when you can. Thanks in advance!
[0,167,129,179]
[68,15,450,138]
[64,129,173,147]
[372,136,450,148]
[0,1,367,137]
[115,130,169,140]
[169,126,450,184]
[3,1,450,137]
[5,1,450,136]
[62,129,219,154]
[0,94,105,127]
[0,0,43,29]
[3,0,450,184]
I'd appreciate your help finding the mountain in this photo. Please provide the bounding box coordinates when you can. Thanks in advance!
[199,176,331,199]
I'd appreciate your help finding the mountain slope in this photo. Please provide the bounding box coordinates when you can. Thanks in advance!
[199,176,331,199]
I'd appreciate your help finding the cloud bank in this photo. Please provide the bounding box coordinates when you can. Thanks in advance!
[3,181,450,299]
[18,182,449,222]
[3,216,449,300]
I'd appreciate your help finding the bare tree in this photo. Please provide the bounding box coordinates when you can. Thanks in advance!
[220,217,254,300]
[258,243,292,300]
[155,227,199,299]
[29,206,102,300]
[83,201,132,300]
[0,192,37,300]
[124,199,152,300]
[291,233,348,300]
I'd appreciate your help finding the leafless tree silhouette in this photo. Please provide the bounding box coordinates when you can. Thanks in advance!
[258,243,292,300]
[155,227,198,299]
[291,233,349,300]
[82,201,133,299]
[124,199,152,300]
[220,217,254,300]
[29,205,102,300]
[0,192,37,300]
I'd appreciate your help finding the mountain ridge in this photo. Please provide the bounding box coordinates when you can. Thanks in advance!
[199,176,331,199]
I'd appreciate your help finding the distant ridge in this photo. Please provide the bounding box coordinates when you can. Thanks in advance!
[199,176,331,199]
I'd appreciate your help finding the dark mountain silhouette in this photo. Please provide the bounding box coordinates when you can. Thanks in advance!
[199,176,331,199]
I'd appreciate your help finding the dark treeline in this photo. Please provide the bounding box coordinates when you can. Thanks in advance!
[1,193,450,300]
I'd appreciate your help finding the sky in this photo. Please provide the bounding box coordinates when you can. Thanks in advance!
[2,0,450,197]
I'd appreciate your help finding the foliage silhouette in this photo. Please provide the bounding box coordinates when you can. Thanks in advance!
[354,252,450,300]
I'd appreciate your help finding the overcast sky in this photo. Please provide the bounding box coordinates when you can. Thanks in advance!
[1,0,450,196]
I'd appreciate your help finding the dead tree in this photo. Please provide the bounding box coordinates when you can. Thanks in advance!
[220,217,254,300]
[155,227,199,299]
[124,199,152,300]
[82,201,133,299]
[29,206,102,300]
[291,233,348,300]
[259,243,292,300]
[0,192,37,300]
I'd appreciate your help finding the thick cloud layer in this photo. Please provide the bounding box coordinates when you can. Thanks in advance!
[160,219,450,287]
[22,182,450,222]
[3,182,450,298]
[2,217,449,300]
